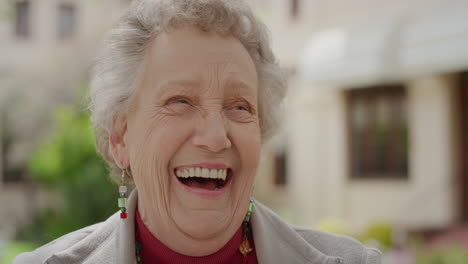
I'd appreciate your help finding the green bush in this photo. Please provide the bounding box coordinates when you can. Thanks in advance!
[0,241,38,264]
[17,106,116,244]
[416,246,468,264]
[359,222,393,251]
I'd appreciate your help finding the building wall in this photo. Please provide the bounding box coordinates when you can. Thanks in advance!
[0,0,128,240]
[0,0,127,171]
[281,74,460,230]
[252,0,449,67]
[0,0,125,71]
[251,0,463,230]
[285,85,348,227]
[346,75,458,230]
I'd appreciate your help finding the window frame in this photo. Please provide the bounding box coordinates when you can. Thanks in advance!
[14,0,31,39]
[290,0,299,20]
[346,84,409,180]
[57,2,77,40]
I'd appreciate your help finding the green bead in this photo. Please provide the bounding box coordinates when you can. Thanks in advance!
[248,201,254,212]
[136,242,143,251]
[244,215,251,222]
[118,197,128,208]
[120,207,126,213]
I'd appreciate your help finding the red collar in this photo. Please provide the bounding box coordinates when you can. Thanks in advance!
[135,209,258,264]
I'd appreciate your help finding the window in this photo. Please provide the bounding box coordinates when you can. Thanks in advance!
[273,150,287,185]
[348,85,409,179]
[57,3,76,39]
[290,0,299,19]
[15,1,30,38]
[0,110,25,183]
[459,72,468,221]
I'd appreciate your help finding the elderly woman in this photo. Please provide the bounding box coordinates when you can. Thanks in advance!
[15,0,381,264]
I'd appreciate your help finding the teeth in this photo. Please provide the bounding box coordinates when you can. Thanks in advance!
[176,167,228,180]
[209,169,217,178]
[201,168,209,178]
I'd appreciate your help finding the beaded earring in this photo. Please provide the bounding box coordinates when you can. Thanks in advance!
[118,168,128,219]
[239,199,254,263]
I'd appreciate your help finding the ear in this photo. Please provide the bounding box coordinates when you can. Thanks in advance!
[109,114,130,169]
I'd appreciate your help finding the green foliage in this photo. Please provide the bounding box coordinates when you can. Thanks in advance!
[359,222,393,251]
[18,106,116,244]
[0,4,14,22]
[415,246,468,264]
[315,219,393,252]
[0,241,38,264]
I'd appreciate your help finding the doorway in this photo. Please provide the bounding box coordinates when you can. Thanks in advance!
[460,72,468,222]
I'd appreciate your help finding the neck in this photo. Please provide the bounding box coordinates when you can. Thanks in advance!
[137,196,242,256]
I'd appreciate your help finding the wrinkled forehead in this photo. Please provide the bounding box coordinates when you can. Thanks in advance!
[143,26,258,91]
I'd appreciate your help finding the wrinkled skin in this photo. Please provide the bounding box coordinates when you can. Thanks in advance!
[110,26,261,256]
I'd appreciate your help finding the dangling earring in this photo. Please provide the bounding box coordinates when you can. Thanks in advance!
[239,199,254,263]
[118,168,128,219]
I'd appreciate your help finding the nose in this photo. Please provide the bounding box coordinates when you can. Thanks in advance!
[192,112,232,153]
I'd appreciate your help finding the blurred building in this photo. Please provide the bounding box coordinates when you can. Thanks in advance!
[253,0,468,234]
[0,0,128,240]
[1,0,466,245]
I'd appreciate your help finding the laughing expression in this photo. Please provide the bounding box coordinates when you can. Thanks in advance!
[115,26,261,254]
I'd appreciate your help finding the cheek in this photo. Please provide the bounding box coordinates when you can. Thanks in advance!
[127,114,195,177]
[231,123,261,172]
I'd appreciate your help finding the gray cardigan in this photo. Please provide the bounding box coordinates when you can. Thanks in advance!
[14,191,381,264]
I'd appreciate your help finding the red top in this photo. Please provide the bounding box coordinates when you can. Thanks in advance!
[135,210,258,264]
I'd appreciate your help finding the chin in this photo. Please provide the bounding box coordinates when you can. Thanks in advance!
[172,207,234,239]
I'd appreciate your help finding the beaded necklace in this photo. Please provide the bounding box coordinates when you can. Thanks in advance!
[135,200,255,264]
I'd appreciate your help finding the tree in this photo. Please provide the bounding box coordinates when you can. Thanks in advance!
[18,105,116,243]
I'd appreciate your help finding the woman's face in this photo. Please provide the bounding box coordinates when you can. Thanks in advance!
[121,26,260,241]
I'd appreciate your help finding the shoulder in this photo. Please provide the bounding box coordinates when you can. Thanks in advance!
[13,213,119,264]
[13,224,101,264]
[292,225,382,264]
[252,201,381,264]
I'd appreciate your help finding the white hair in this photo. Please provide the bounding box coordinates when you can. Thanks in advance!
[89,0,287,183]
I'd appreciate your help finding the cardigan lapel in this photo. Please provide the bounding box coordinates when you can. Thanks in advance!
[116,189,138,264]
[116,191,341,264]
[252,200,340,264]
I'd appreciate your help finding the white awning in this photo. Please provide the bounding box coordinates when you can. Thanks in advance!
[299,19,402,87]
[299,1,468,87]
[399,2,468,77]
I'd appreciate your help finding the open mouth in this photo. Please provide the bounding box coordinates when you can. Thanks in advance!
[175,167,233,191]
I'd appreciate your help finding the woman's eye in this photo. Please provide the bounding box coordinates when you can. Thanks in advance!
[174,99,190,104]
[163,97,193,113]
[166,97,191,106]
[234,105,248,111]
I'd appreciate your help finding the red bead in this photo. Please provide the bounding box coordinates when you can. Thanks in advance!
[120,212,127,219]
[242,256,248,264]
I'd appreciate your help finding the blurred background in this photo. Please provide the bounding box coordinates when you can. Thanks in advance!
[0,0,467,263]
